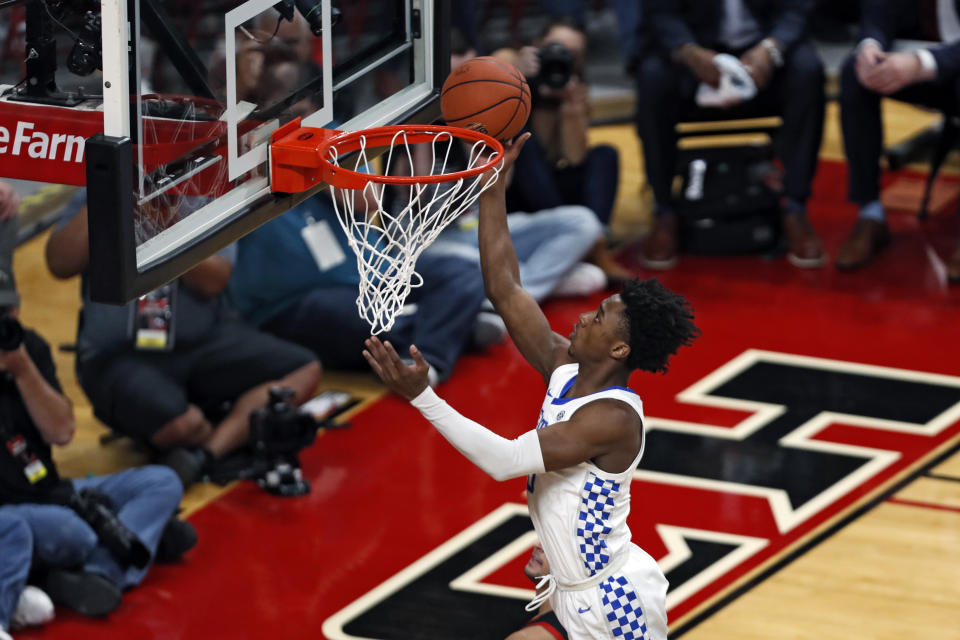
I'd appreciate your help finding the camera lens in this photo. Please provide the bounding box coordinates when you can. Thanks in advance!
[0,315,23,351]
[294,0,324,36]
[538,42,575,90]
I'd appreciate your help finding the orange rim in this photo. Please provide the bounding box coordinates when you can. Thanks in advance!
[317,124,504,188]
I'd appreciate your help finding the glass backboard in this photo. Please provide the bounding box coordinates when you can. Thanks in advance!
[83,0,446,303]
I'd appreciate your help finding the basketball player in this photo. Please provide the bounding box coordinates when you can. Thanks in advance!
[363,133,700,640]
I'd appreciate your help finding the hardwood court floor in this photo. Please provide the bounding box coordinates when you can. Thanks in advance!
[12,100,960,639]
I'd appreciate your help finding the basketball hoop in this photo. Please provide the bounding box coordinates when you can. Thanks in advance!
[271,122,504,335]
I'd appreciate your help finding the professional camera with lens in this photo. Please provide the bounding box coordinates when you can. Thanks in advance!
[537,42,576,91]
[0,314,23,352]
[68,489,150,569]
[249,387,318,497]
[66,11,103,76]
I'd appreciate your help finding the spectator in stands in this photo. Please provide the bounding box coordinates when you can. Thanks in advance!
[506,541,568,640]
[0,215,195,621]
[228,192,505,387]
[837,0,960,281]
[498,19,635,284]
[636,0,826,270]
[44,192,322,488]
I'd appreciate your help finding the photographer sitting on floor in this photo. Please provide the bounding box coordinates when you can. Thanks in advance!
[45,191,322,488]
[494,20,633,284]
[0,213,195,623]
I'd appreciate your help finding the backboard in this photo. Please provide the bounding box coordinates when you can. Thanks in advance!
[0,0,447,303]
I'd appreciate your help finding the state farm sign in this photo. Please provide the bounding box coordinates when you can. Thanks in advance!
[0,100,103,185]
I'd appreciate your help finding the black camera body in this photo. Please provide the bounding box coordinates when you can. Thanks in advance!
[0,314,23,352]
[249,387,318,497]
[273,1,341,37]
[537,42,576,91]
[66,11,103,76]
[68,489,150,569]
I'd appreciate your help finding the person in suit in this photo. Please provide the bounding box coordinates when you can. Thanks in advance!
[635,0,826,270]
[837,0,960,281]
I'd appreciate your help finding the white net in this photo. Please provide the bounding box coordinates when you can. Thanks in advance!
[326,129,502,335]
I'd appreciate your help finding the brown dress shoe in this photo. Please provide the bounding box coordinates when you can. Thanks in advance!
[948,240,960,284]
[641,214,678,270]
[782,212,826,268]
[835,219,890,271]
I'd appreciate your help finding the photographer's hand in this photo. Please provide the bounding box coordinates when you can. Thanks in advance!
[558,76,589,166]
[0,181,20,221]
[0,344,29,377]
[516,46,540,78]
[2,343,75,446]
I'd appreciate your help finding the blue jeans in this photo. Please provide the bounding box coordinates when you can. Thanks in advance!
[264,250,487,380]
[0,513,32,630]
[0,466,182,601]
[429,205,603,302]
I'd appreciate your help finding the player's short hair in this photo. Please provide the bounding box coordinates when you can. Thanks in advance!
[619,278,700,374]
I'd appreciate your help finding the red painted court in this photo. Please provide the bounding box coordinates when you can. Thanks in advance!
[21,162,960,639]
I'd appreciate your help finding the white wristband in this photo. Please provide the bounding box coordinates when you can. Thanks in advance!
[760,38,783,68]
[411,387,546,481]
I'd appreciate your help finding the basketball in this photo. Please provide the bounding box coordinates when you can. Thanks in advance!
[441,57,531,142]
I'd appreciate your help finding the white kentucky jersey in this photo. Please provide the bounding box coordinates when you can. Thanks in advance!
[526,363,668,640]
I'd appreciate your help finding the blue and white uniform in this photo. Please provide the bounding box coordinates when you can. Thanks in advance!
[526,364,668,640]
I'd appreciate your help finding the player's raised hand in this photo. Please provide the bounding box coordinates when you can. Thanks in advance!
[363,337,431,400]
[481,131,531,193]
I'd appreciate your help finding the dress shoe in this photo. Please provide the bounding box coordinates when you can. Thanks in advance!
[155,517,198,563]
[641,214,678,270]
[42,570,121,617]
[782,212,826,268]
[836,219,890,271]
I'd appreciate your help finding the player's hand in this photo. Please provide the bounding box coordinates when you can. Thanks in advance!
[363,337,430,400]
[480,131,531,193]
[0,181,20,221]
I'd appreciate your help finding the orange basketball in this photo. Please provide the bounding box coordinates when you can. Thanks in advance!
[441,57,531,142]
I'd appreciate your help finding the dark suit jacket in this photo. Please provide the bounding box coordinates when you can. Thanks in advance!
[861,0,960,78]
[642,0,815,56]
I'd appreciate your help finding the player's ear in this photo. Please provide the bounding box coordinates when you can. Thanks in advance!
[610,341,630,363]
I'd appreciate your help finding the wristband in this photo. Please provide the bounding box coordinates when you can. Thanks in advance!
[760,38,784,68]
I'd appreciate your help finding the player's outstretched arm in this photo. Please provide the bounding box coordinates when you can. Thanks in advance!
[363,337,545,481]
[362,338,640,478]
[479,134,569,384]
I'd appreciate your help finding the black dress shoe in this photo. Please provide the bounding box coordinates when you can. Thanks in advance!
[836,219,890,271]
[155,518,198,563]
[43,570,122,617]
[159,447,208,489]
